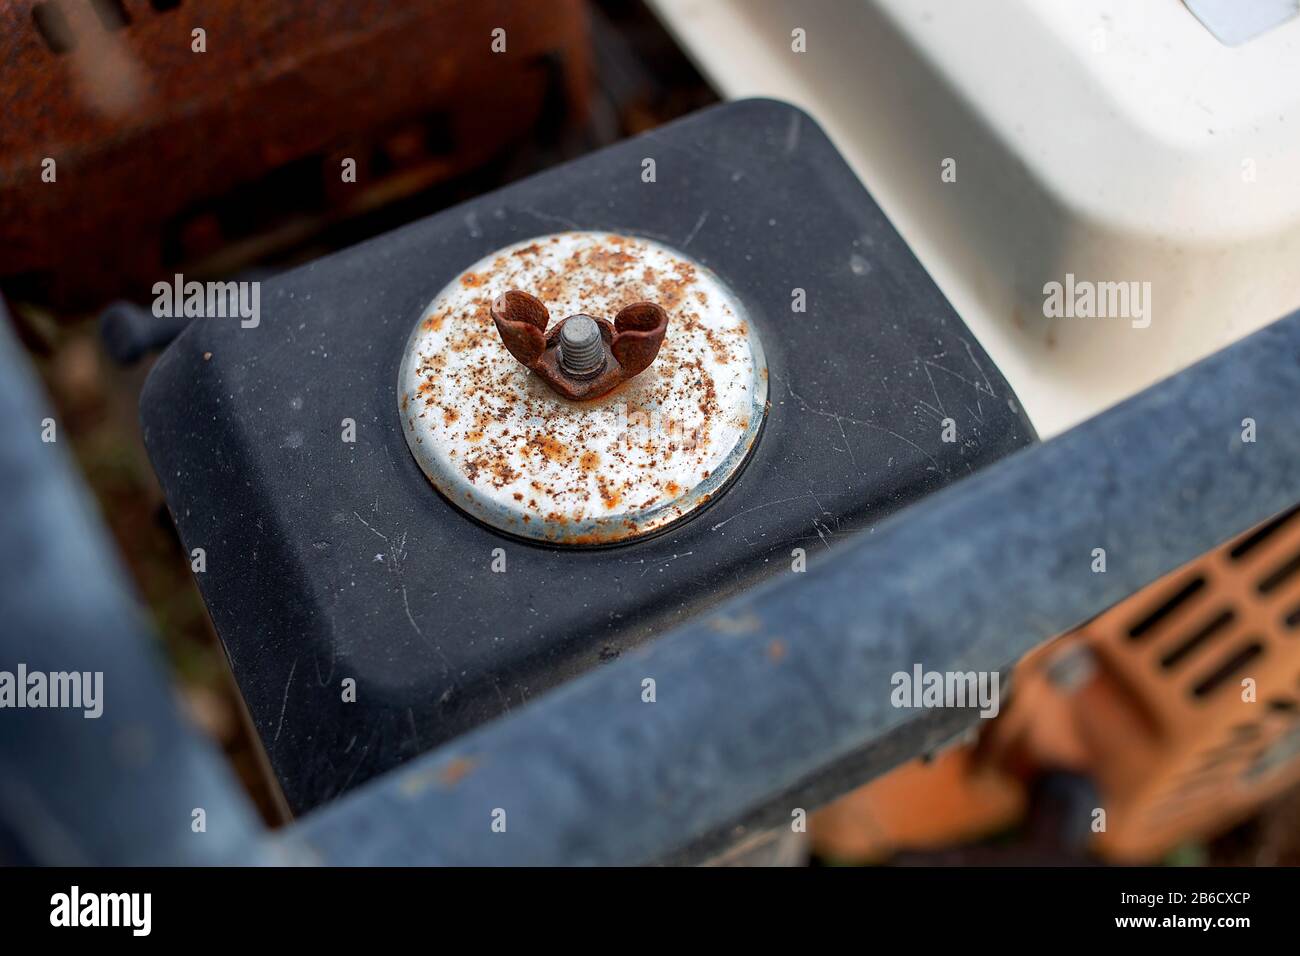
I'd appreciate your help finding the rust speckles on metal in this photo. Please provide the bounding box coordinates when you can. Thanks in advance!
[398,231,768,546]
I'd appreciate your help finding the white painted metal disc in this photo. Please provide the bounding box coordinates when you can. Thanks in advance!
[398,231,768,546]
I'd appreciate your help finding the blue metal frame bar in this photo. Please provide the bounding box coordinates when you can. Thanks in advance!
[0,304,271,865]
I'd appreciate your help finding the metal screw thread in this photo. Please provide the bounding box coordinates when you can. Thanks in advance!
[559,316,605,378]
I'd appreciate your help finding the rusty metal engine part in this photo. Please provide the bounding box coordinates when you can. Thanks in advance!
[490,289,669,400]
[812,503,1300,863]
[398,230,768,546]
[0,0,590,307]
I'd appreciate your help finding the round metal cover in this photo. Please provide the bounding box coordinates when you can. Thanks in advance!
[397,231,768,546]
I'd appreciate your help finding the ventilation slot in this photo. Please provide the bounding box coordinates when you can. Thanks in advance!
[1258,550,1300,595]
[1229,504,1300,560]
[90,0,131,30]
[1285,603,1300,629]
[1127,576,1205,640]
[1160,608,1234,669]
[1191,642,1264,699]
[32,1,75,53]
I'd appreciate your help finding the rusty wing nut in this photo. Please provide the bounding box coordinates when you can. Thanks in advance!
[490,290,669,400]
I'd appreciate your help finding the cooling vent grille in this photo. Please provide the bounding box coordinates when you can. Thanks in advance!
[1105,504,1300,835]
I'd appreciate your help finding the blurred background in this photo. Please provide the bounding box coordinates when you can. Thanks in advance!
[2,0,1297,865]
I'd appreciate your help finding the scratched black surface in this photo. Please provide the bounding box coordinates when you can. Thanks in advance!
[140,99,1036,813]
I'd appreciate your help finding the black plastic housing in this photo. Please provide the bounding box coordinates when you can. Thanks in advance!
[141,99,1035,813]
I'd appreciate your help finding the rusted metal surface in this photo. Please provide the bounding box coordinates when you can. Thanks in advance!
[490,289,669,400]
[398,231,769,546]
[0,0,590,306]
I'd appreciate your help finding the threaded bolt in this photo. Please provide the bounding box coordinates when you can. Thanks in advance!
[558,315,605,378]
